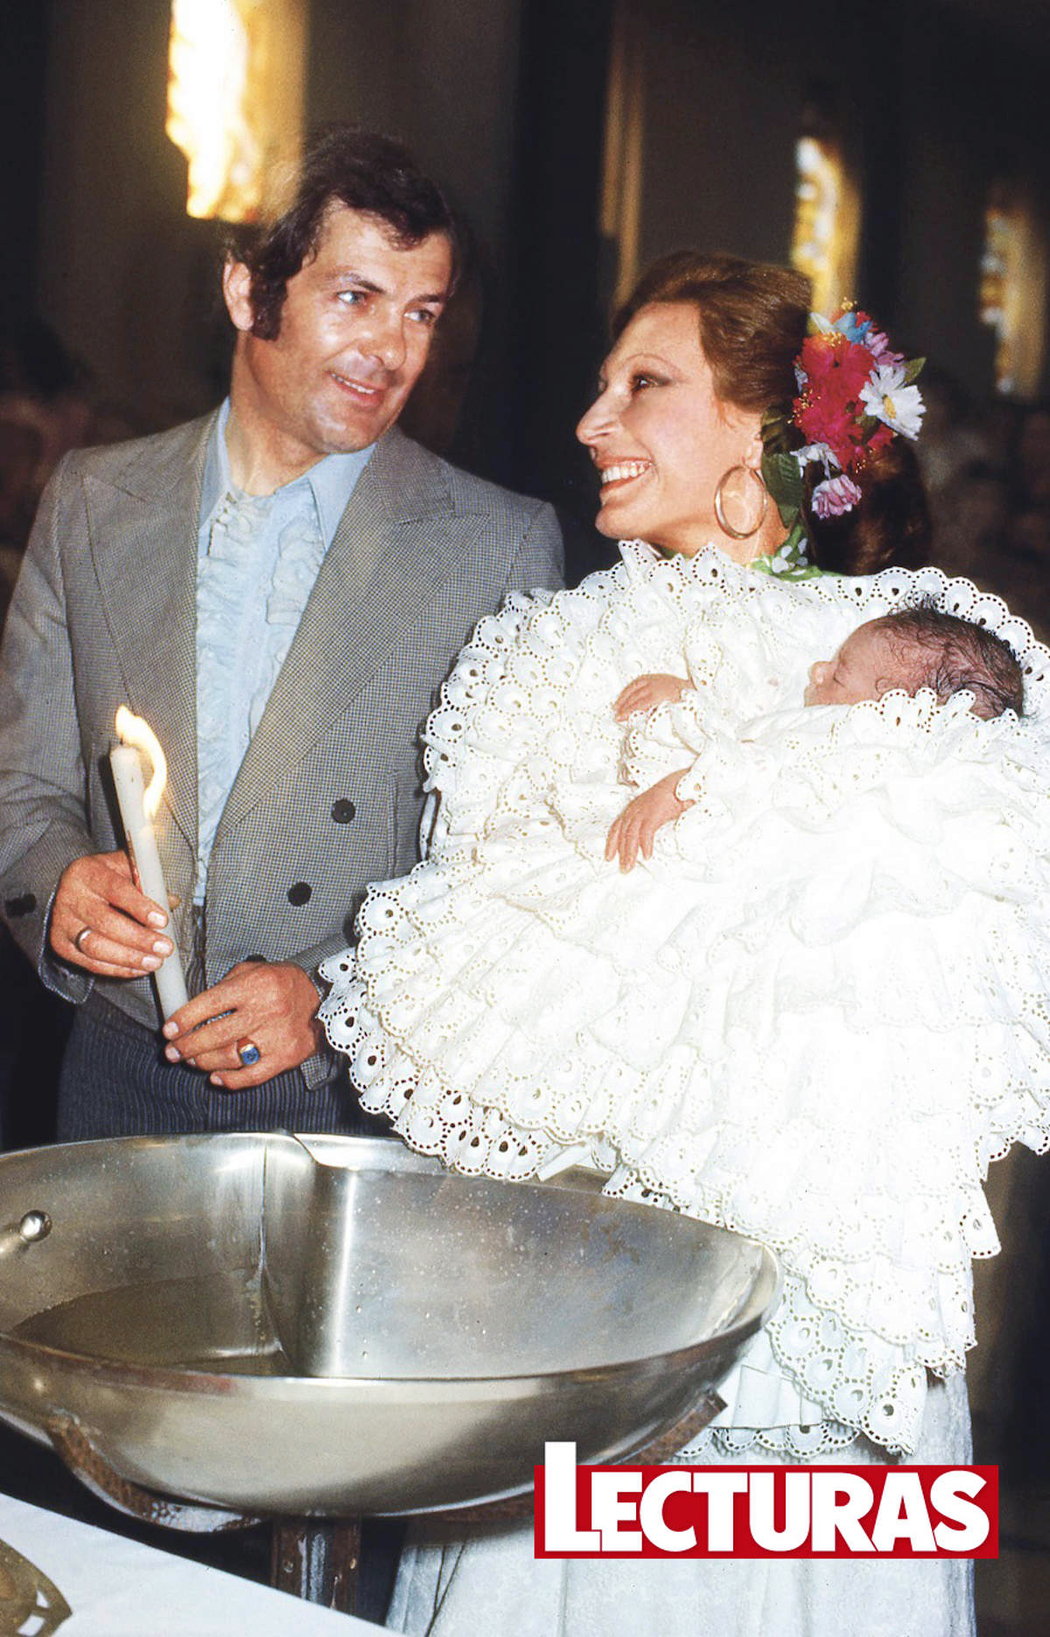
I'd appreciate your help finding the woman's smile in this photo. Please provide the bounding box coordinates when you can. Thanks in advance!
[576,302,766,558]
[596,459,653,493]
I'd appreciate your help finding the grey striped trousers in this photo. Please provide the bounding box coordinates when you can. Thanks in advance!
[55,995,390,1141]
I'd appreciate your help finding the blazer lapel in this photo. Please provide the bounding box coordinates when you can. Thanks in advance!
[214,427,471,843]
[87,414,213,851]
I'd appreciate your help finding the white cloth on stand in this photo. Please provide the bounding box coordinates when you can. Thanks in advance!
[0,1491,379,1635]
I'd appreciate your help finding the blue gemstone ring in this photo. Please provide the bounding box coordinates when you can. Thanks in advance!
[237,1040,262,1067]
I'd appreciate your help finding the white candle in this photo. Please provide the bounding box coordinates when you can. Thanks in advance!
[110,709,189,1021]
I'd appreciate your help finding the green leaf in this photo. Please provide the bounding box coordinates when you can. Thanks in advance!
[761,406,794,455]
[903,355,926,385]
[762,450,804,527]
[780,517,811,560]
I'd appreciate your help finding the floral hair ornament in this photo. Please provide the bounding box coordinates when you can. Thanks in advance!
[760,307,925,556]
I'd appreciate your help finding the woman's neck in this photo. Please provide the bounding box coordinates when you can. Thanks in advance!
[721,507,789,566]
[665,506,789,566]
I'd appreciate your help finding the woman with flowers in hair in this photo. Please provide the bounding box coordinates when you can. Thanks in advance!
[322,254,1050,1635]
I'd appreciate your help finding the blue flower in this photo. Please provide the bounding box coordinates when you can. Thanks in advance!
[833,311,872,345]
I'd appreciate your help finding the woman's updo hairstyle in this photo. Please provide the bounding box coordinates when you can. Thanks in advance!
[614,251,931,575]
[614,252,809,416]
[803,439,930,574]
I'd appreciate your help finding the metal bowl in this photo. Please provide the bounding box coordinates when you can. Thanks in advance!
[0,1134,777,1517]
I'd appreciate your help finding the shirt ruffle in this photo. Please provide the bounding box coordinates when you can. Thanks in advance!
[196,489,326,889]
[320,543,1050,1453]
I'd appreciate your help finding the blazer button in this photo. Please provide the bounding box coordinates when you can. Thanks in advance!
[287,883,312,906]
[4,893,37,917]
[331,799,356,823]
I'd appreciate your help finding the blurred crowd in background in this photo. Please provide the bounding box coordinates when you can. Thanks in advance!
[920,367,1050,641]
[0,317,140,620]
[0,319,142,1151]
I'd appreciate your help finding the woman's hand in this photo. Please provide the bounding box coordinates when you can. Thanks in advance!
[614,673,688,722]
[606,770,693,872]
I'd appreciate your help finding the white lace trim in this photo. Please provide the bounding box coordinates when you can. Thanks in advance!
[320,544,1050,1454]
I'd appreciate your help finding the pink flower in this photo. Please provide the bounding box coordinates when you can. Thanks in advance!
[864,327,905,369]
[812,474,862,518]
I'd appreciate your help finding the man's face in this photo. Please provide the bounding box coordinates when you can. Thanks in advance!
[225,204,453,475]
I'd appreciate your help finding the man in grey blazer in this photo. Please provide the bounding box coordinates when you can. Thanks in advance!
[0,128,563,1139]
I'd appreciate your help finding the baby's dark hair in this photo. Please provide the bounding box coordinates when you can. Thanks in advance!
[872,602,1024,720]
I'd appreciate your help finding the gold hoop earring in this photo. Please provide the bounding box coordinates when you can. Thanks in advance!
[713,464,768,540]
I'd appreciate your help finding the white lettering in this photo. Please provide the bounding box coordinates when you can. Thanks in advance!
[540,1456,992,1559]
[692,1472,749,1550]
[748,1471,812,1552]
[931,1471,991,1552]
[541,1442,599,1552]
[591,1470,643,1551]
[638,1471,696,1552]
[870,1472,937,1551]
[810,1473,876,1552]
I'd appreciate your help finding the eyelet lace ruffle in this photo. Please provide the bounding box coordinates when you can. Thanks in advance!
[320,543,1050,1454]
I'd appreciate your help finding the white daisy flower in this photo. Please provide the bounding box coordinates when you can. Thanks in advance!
[860,364,925,439]
[794,442,839,475]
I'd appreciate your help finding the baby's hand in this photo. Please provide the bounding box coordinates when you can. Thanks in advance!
[614,673,689,722]
[605,769,693,872]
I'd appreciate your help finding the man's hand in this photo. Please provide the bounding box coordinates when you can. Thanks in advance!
[605,769,693,872]
[162,960,323,1089]
[50,850,173,977]
[614,673,688,722]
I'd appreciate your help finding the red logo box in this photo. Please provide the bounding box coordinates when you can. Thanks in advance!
[534,1442,998,1559]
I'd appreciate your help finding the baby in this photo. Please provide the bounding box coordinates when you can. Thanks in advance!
[802,603,1025,716]
[608,604,1025,870]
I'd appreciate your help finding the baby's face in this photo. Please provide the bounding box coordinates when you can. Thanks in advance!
[804,622,899,707]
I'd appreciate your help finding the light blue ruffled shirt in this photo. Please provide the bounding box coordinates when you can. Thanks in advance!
[194,401,374,902]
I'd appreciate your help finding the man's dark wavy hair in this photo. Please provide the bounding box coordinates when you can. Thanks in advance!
[227,126,460,340]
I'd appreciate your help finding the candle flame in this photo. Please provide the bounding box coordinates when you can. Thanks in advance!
[115,708,168,822]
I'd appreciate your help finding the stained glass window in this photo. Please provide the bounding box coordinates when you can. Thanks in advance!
[167,0,305,223]
[790,101,859,317]
[979,178,1047,398]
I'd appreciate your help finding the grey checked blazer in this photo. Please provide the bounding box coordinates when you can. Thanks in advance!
[0,412,563,1076]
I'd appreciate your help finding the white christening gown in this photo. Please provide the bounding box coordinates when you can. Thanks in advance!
[320,543,1050,1636]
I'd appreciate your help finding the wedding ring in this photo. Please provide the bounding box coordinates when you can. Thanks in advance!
[237,1040,262,1067]
[73,926,91,954]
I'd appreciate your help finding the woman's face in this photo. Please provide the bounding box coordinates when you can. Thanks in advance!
[576,302,763,557]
